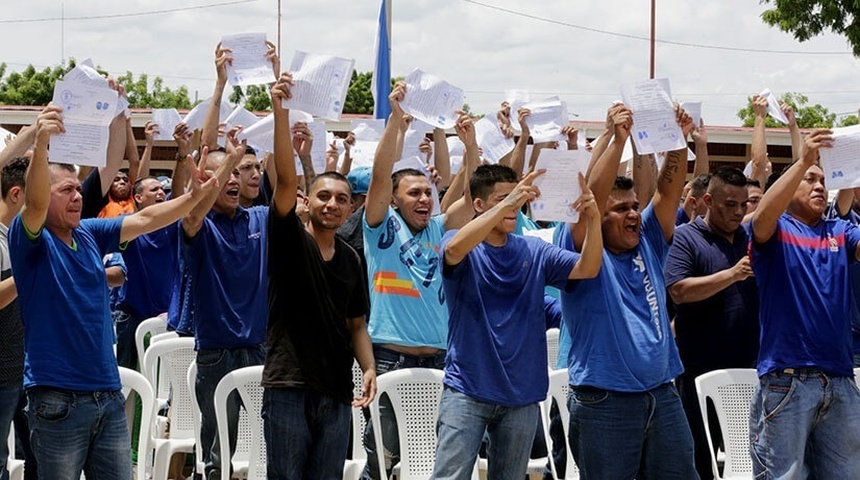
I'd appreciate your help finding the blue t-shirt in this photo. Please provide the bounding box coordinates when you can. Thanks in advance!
[442,232,578,406]
[556,205,683,391]
[675,206,690,226]
[750,214,860,377]
[363,207,448,349]
[10,215,124,391]
[121,223,180,319]
[664,218,759,374]
[181,206,269,350]
[104,252,127,311]
[827,206,860,355]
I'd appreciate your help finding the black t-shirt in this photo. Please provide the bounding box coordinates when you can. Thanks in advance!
[81,168,108,219]
[263,205,368,403]
[336,205,369,303]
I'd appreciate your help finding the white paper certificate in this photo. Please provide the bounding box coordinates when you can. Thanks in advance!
[281,51,354,121]
[621,78,685,155]
[50,80,118,167]
[400,69,465,129]
[474,117,514,164]
[531,148,590,224]
[221,33,275,86]
[522,97,568,143]
[819,125,860,191]
[151,109,182,141]
[760,88,789,124]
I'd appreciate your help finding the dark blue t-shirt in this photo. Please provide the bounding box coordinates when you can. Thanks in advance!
[664,218,759,374]
[121,223,180,319]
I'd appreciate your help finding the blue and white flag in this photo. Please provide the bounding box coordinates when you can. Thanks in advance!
[372,0,391,121]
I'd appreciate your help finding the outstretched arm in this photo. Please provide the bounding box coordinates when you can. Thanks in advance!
[568,174,603,279]
[271,73,298,217]
[202,43,231,149]
[751,129,832,244]
[20,105,64,234]
[365,82,408,228]
[651,107,693,241]
[750,95,771,188]
[444,112,479,230]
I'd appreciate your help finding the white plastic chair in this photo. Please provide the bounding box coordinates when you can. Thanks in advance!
[135,316,168,372]
[344,360,368,480]
[187,361,206,478]
[695,368,759,480]
[370,368,460,480]
[541,369,579,480]
[119,366,156,480]
[6,422,23,480]
[214,366,266,480]
[546,328,560,371]
[854,367,860,390]
[142,337,198,480]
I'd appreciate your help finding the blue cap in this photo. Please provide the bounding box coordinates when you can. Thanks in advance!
[346,167,371,195]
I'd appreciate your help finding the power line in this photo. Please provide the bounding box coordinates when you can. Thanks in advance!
[464,90,860,97]
[457,0,853,55]
[0,0,260,24]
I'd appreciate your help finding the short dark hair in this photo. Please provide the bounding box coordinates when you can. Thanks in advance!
[613,176,634,191]
[689,173,712,198]
[746,178,761,189]
[707,167,746,193]
[132,175,160,197]
[391,168,426,193]
[764,161,797,192]
[1,157,29,199]
[309,171,352,196]
[469,164,518,200]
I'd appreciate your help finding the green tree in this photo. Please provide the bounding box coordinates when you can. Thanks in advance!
[230,85,271,112]
[344,71,374,115]
[761,1,860,56]
[116,72,193,109]
[736,92,835,128]
[839,114,859,127]
[0,61,74,105]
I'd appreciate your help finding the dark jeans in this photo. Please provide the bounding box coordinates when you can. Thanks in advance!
[262,388,351,479]
[0,384,35,480]
[27,388,131,480]
[360,345,446,480]
[677,372,722,480]
[195,344,266,480]
[112,309,144,370]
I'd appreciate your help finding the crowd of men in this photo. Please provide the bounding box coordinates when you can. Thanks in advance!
[0,43,858,480]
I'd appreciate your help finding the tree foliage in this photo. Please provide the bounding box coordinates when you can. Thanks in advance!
[839,114,859,127]
[0,61,192,109]
[761,1,860,56]
[230,85,271,112]
[737,92,835,128]
[116,72,192,109]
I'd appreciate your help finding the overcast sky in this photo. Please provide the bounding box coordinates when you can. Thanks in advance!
[1,0,858,126]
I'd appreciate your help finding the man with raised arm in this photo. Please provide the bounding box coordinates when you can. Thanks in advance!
[432,165,602,480]
[748,130,860,479]
[665,166,759,480]
[9,104,216,480]
[261,71,376,479]
[556,104,698,479]
[360,82,476,479]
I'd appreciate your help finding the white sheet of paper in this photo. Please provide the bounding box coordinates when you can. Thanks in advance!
[819,125,860,191]
[0,127,15,154]
[50,80,117,167]
[237,113,274,153]
[531,148,590,224]
[760,88,789,124]
[151,109,182,141]
[400,69,465,129]
[348,140,379,169]
[183,97,233,132]
[621,78,685,155]
[402,129,427,162]
[308,120,329,173]
[447,136,465,175]
[281,51,354,121]
[680,101,702,127]
[221,33,275,86]
[523,227,556,245]
[218,106,260,147]
[393,156,441,216]
[522,97,568,143]
[351,119,386,140]
[65,59,129,117]
[474,117,514,164]
[505,89,530,133]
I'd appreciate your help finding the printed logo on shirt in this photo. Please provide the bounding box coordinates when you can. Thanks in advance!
[828,233,839,252]
[373,271,421,298]
[634,252,662,340]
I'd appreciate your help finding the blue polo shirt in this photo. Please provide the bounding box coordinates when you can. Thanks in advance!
[664,217,759,374]
[181,206,269,350]
[751,214,860,377]
[10,215,124,391]
[121,223,180,319]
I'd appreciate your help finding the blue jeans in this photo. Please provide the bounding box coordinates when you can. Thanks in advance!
[568,382,698,480]
[0,384,22,480]
[262,388,351,480]
[360,346,446,480]
[750,369,860,479]
[112,309,143,370]
[27,388,131,480]
[433,387,538,480]
[195,344,266,480]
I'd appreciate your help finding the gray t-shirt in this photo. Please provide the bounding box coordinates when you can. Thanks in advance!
[0,222,23,387]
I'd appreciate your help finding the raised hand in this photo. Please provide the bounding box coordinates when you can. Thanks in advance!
[215,42,233,86]
[517,108,531,138]
[675,105,694,138]
[497,102,514,138]
[291,122,313,157]
[173,122,193,153]
[35,104,65,144]
[502,169,545,212]
[691,120,708,144]
[271,72,294,107]
[144,121,159,144]
[610,105,633,140]
[265,41,280,80]
[187,147,219,200]
[781,102,797,127]
[571,173,598,220]
[802,129,833,165]
[389,81,406,120]
[752,95,768,118]
[454,111,476,147]
[224,126,247,161]
[561,125,579,147]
